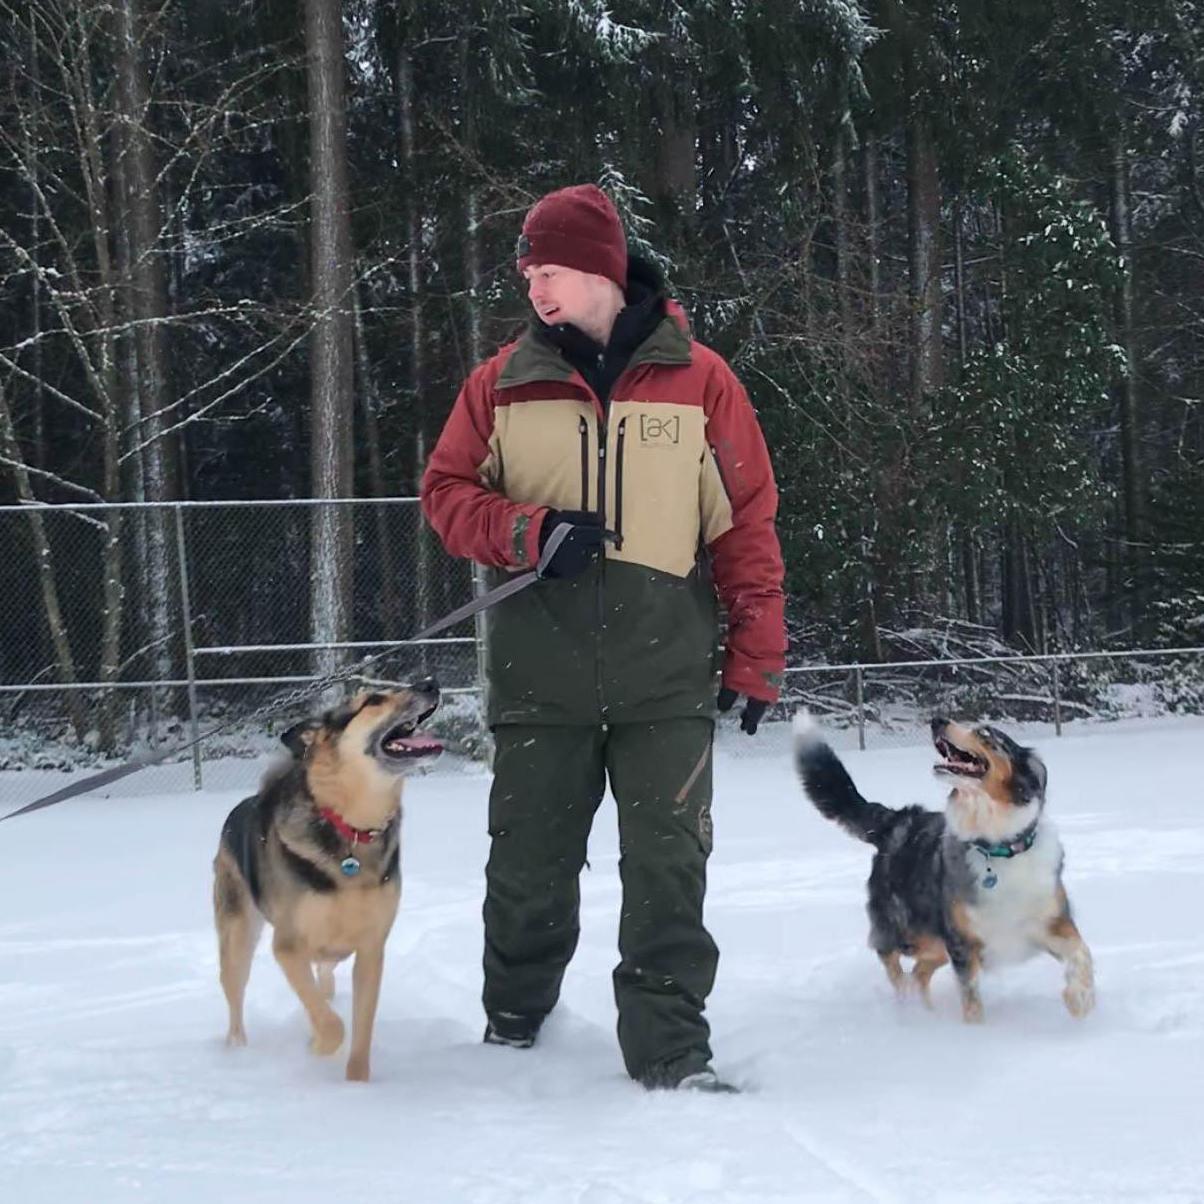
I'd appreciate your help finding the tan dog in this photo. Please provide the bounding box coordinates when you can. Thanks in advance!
[213,683,441,1080]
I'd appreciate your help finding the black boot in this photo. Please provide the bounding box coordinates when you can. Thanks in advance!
[483,1010,543,1049]
[675,1066,740,1094]
[639,1058,740,1094]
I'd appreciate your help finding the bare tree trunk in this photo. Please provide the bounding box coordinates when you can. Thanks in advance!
[398,40,434,639]
[799,213,817,344]
[907,106,943,407]
[1002,516,1037,650]
[25,17,45,473]
[353,286,404,641]
[1109,131,1147,630]
[305,0,356,691]
[116,0,178,712]
[859,524,884,664]
[864,136,881,335]
[61,4,127,747]
[961,531,979,626]
[0,394,88,740]
[954,197,968,369]
[651,32,697,247]
[699,54,737,251]
[459,29,490,710]
[832,125,854,358]
[952,197,975,625]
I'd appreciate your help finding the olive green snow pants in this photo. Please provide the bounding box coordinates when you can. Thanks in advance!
[482,718,717,1082]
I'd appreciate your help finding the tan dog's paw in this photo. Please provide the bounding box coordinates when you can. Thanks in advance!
[225,1026,247,1048]
[309,1012,345,1056]
[345,1053,370,1082]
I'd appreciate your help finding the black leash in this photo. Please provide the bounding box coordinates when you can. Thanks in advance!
[0,524,576,823]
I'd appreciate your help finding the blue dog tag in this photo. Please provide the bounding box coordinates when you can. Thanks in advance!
[340,856,361,877]
[982,869,998,889]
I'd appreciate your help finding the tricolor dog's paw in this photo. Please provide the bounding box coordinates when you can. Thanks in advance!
[1064,980,1095,1019]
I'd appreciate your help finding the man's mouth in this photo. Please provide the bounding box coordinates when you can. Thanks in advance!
[933,737,987,779]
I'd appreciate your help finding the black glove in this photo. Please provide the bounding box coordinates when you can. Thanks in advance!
[717,686,770,735]
[537,510,608,580]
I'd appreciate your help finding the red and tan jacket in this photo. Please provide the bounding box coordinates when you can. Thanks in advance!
[422,306,786,725]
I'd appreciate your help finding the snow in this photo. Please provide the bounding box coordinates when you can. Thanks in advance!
[2,716,1203,1203]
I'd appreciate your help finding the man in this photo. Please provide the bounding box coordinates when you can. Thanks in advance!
[421,183,785,1092]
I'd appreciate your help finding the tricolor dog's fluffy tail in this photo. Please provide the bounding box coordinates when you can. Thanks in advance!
[793,711,896,848]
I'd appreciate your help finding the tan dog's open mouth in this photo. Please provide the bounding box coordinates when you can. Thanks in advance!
[377,700,441,764]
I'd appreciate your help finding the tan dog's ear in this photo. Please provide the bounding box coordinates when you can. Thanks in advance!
[280,718,320,757]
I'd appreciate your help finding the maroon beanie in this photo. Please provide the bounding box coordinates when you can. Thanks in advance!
[516,184,628,288]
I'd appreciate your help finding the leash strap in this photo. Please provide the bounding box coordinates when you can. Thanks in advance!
[0,525,583,823]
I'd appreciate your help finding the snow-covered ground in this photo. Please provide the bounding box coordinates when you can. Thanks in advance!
[2,715,1202,1203]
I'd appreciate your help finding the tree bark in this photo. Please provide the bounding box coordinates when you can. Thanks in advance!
[832,125,854,356]
[353,286,404,642]
[305,0,356,691]
[458,27,490,707]
[1002,516,1037,650]
[0,393,88,740]
[1109,130,1147,629]
[961,531,979,626]
[651,32,697,247]
[63,4,127,746]
[864,136,881,334]
[907,105,943,408]
[116,0,178,711]
[25,16,45,474]
[398,39,434,638]
[953,197,968,369]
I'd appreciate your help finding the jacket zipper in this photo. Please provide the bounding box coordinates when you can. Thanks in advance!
[613,417,627,550]
[578,415,590,510]
[592,360,642,719]
[709,444,731,501]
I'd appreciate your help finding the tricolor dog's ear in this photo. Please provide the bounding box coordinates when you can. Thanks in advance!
[1014,749,1048,803]
[280,718,320,757]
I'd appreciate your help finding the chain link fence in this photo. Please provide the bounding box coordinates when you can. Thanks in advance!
[769,647,1204,750]
[0,499,480,805]
[2,499,1202,809]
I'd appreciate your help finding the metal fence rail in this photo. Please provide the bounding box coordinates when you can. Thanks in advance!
[781,646,1204,749]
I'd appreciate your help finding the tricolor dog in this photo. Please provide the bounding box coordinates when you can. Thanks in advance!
[794,713,1094,1022]
[213,684,441,1080]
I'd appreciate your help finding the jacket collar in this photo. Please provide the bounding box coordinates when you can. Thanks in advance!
[496,257,692,391]
[497,309,691,390]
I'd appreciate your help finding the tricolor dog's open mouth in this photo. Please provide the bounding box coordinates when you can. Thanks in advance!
[378,702,442,762]
[933,736,987,778]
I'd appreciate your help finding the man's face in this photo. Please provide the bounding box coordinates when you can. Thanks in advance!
[523,263,609,329]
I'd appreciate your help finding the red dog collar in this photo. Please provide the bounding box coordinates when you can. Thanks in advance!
[318,807,385,845]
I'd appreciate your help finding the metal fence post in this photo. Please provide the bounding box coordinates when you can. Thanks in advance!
[856,666,866,751]
[174,505,203,789]
[1052,655,1062,738]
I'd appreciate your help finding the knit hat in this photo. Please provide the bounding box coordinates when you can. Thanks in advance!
[516,184,628,288]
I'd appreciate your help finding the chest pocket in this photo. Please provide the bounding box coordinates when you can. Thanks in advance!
[606,401,708,578]
[488,397,598,510]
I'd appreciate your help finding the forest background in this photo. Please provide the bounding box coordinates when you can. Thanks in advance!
[1,0,1201,751]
